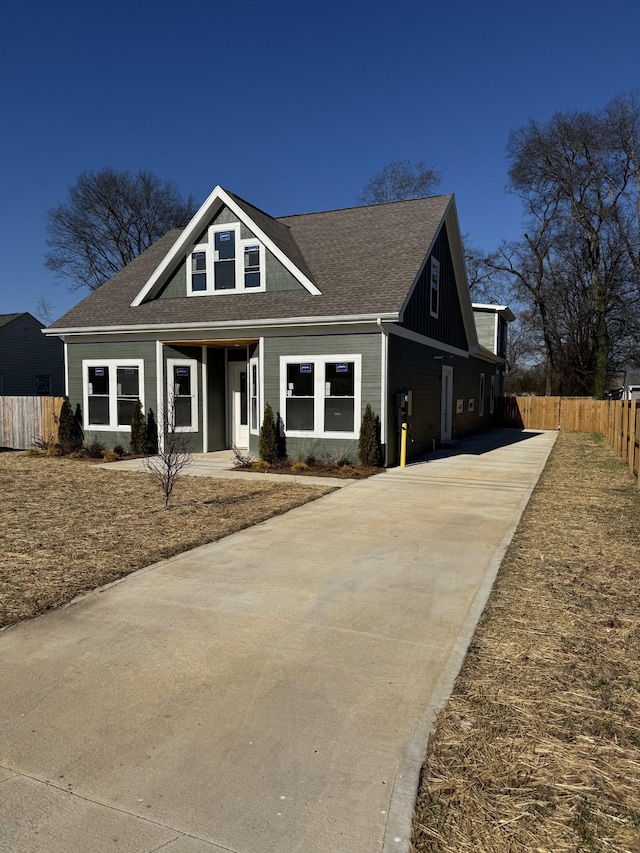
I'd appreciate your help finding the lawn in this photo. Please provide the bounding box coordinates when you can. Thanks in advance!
[0,453,333,628]
[411,432,640,852]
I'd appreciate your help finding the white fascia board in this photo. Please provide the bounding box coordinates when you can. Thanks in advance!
[130,186,321,307]
[472,303,516,322]
[387,324,469,358]
[45,312,400,338]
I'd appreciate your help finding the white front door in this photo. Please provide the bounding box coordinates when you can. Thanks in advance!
[441,365,453,441]
[229,361,249,448]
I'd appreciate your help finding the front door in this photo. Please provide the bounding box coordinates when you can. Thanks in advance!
[441,365,453,441]
[229,361,249,448]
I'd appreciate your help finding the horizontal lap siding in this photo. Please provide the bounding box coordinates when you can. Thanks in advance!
[67,339,158,450]
[452,358,495,436]
[262,332,382,461]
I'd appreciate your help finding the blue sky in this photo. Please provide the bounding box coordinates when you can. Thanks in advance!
[2,0,639,321]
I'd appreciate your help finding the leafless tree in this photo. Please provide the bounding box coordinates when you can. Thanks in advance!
[358,159,441,205]
[45,168,197,291]
[144,401,192,509]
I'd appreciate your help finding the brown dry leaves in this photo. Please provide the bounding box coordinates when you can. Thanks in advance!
[0,454,332,628]
[412,432,640,853]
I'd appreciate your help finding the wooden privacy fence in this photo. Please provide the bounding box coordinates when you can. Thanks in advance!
[0,396,64,450]
[499,396,640,485]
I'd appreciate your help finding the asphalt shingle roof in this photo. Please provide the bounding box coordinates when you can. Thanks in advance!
[49,193,453,330]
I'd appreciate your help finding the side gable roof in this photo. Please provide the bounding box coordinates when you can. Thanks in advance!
[0,313,26,329]
[47,191,467,334]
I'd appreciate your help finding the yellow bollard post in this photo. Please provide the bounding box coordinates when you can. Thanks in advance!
[400,422,408,468]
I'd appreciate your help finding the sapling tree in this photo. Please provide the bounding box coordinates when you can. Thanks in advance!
[144,400,192,508]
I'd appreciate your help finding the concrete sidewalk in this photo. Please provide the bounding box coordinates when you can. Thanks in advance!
[0,429,556,853]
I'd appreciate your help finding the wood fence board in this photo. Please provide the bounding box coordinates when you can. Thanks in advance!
[0,396,64,449]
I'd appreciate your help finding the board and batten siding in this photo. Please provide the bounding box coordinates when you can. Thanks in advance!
[258,332,383,461]
[401,223,468,352]
[66,339,158,450]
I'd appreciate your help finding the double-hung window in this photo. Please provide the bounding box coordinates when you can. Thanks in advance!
[167,358,198,431]
[188,223,265,295]
[280,355,361,438]
[84,360,144,431]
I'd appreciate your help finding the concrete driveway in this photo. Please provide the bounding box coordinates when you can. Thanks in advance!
[0,429,556,853]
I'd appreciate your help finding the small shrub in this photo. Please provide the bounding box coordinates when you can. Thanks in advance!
[145,409,159,455]
[291,460,309,473]
[102,451,119,463]
[46,446,60,457]
[338,464,358,477]
[358,404,382,467]
[232,445,255,468]
[113,444,126,457]
[259,404,278,462]
[85,438,106,458]
[130,399,146,455]
[334,451,353,467]
[251,459,271,473]
[32,433,56,452]
[25,448,42,457]
[57,397,83,455]
[68,451,85,459]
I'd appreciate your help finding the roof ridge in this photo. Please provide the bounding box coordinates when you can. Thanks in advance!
[277,193,453,220]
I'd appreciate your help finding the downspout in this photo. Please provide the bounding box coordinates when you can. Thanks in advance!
[377,317,388,463]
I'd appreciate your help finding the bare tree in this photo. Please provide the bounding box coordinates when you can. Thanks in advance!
[144,401,192,509]
[358,159,441,204]
[34,297,56,325]
[45,168,197,291]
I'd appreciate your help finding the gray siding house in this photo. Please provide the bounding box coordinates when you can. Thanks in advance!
[44,187,510,465]
[0,312,64,396]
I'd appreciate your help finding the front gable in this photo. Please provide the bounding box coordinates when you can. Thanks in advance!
[399,202,478,354]
[131,186,321,307]
[155,203,307,300]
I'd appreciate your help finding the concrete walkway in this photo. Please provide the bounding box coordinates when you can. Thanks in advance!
[0,429,556,853]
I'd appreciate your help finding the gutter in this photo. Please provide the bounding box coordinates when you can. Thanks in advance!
[42,312,400,337]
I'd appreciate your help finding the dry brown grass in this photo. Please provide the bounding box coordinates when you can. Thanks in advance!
[412,432,640,853]
[0,453,333,628]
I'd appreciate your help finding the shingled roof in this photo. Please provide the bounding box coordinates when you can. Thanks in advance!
[48,191,454,331]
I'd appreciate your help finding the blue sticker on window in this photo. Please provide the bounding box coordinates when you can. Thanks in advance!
[124,368,135,374]
[219,232,230,241]
[336,363,348,372]
[176,367,189,376]
[95,368,105,376]
[299,364,312,373]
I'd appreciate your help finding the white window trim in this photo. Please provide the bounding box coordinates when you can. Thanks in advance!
[490,374,496,415]
[249,356,260,435]
[479,373,485,417]
[167,357,198,433]
[187,223,266,296]
[430,256,440,319]
[279,354,362,439]
[83,358,144,432]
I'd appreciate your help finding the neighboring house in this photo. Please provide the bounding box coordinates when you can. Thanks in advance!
[0,312,64,396]
[609,368,640,400]
[44,186,511,465]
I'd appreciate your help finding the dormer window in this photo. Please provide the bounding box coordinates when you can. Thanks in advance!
[188,223,265,295]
